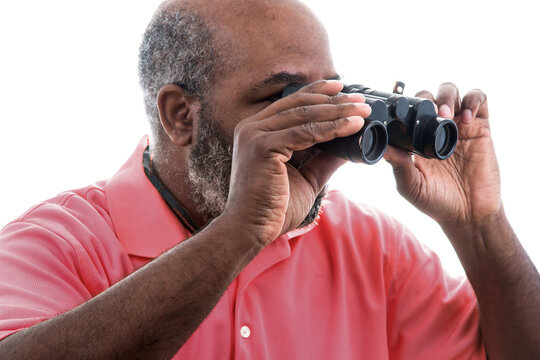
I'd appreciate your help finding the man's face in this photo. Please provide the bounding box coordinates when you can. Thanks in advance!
[187,98,327,227]
[186,0,337,224]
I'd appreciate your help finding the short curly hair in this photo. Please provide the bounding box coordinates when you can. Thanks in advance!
[138,8,218,143]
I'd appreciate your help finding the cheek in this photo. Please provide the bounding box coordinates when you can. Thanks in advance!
[209,91,275,140]
[218,114,244,141]
[216,105,265,136]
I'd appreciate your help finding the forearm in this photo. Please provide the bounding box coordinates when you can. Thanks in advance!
[441,211,540,360]
[0,215,263,359]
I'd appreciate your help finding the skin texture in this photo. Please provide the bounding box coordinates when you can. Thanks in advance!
[152,0,346,230]
[1,0,539,359]
[385,83,540,359]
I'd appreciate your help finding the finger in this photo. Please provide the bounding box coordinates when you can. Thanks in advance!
[415,90,438,113]
[460,89,488,124]
[254,91,367,123]
[415,90,435,102]
[383,146,418,196]
[435,82,461,119]
[298,151,347,195]
[257,102,371,131]
[298,79,344,96]
[272,115,365,153]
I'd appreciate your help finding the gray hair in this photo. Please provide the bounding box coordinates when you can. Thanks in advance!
[138,9,218,144]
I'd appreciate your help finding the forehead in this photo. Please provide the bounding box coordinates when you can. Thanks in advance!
[206,0,336,90]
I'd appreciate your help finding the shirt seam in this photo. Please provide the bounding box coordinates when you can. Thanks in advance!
[19,192,79,223]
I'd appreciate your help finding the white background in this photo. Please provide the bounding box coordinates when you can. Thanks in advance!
[0,0,538,276]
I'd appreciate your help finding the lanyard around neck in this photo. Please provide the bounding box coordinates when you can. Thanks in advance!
[142,146,199,233]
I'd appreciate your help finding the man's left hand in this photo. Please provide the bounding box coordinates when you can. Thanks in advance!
[384,82,501,227]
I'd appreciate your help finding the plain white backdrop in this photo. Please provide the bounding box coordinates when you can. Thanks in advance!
[0,0,538,276]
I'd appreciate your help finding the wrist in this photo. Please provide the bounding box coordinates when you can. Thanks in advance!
[439,207,519,284]
[209,211,268,251]
[440,207,510,241]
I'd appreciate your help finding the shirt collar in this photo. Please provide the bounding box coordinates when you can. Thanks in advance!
[105,136,317,259]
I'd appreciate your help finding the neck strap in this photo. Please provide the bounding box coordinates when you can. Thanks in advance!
[142,146,199,233]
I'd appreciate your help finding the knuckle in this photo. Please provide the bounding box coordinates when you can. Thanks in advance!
[322,120,340,140]
[335,103,348,118]
[302,121,319,135]
[299,122,319,142]
[336,102,356,116]
[251,134,271,154]
[329,94,342,104]
[294,105,312,119]
[233,122,249,140]
[338,116,358,133]
[329,119,341,135]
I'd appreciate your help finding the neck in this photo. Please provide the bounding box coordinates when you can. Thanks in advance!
[151,146,209,229]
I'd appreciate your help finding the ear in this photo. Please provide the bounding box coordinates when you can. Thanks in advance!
[156,84,199,147]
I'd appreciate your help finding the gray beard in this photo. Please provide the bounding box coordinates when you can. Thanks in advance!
[187,102,232,222]
[187,101,325,228]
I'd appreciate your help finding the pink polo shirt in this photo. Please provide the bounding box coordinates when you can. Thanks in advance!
[0,137,485,359]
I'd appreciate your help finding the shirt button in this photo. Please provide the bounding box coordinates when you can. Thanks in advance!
[240,325,251,338]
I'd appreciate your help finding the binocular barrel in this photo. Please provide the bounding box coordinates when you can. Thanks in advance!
[281,83,459,164]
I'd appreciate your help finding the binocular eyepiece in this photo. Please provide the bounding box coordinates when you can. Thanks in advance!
[281,83,458,164]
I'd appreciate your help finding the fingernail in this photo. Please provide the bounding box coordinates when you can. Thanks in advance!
[439,104,452,118]
[461,109,473,123]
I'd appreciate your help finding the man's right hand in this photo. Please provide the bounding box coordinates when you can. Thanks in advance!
[221,80,371,246]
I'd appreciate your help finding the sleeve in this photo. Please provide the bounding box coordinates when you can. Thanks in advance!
[0,221,93,341]
[0,196,133,341]
[385,226,486,359]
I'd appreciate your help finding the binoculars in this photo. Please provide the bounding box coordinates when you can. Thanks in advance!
[282,83,458,164]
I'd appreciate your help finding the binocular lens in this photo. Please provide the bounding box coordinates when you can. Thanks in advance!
[362,129,375,155]
[422,119,458,159]
[361,122,387,163]
[435,125,449,153]
[434,123,455,158]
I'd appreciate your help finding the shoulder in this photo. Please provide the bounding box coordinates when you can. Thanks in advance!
[0,181,133,296]
[0,181,128,275]
[6,181,113,238]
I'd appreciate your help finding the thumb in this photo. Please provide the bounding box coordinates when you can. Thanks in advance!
[383,146,419,196]
[299,151,347,195]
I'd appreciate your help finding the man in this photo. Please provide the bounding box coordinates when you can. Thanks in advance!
[0,0,538,359]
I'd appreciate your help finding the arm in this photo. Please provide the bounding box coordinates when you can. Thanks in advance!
[441,210,540,359]
[0,217,263,359]
[0,80,370,359]
[385,83,540,359]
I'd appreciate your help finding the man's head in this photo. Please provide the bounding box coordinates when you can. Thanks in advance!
[138,0,336,224]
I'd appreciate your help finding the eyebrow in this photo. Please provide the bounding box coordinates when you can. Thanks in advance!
[251,72,342,92]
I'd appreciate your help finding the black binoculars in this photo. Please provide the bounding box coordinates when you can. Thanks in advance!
[282,83,458,164]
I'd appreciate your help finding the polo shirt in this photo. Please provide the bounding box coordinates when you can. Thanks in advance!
[0,136,486,359]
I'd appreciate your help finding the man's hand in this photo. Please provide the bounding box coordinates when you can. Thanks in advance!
[385,82,540,360]
[222,80,371,246]
[384,82,500,227]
